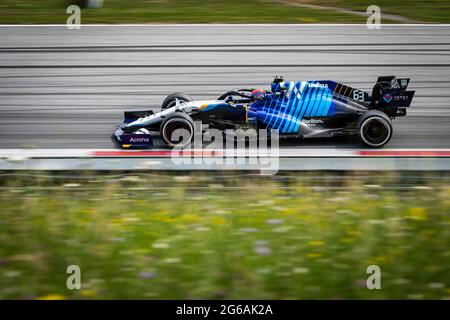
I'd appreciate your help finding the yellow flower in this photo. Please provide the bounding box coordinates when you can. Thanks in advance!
[374,255,389,263]
[308,240,324,247]
[179,214,201,223]
[212,217,226,225]
[345,229,361,237]
[408,207,428,221]
[80,289,97,297]
[37,294,65,300]
[159,216,176,223]
[306,253,322,259]
[81,208,94,215]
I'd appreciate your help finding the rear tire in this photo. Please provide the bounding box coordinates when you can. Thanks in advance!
[160,113,195,147]
[357,110,393,148]
[161,92,192,111]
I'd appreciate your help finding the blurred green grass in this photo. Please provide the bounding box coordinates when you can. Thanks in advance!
[1,0,448,23]
[310,0,450,23]
[0,171,449,299]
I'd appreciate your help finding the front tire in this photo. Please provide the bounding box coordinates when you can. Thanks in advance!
[161,92,192,111]
[357,110,393,148]
[160,113,195,147]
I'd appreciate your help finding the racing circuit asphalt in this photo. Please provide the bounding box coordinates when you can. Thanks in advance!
[0,25,449,149]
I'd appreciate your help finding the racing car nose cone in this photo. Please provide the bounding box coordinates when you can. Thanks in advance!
[114,127,125,139]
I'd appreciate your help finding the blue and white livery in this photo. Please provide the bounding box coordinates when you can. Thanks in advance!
[114,76,414,148]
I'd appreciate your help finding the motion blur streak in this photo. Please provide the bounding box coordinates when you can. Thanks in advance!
[0,25,449,149]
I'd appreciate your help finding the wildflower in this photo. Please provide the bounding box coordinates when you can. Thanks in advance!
[80,289,98,297]
[428,283,445,289]
[152,242,169,249]
[256,268,272,274]
[63,183,80,188]
[369,220,386,225]
[194,226,210,232]
[254,246,271,256]
[138,271,157,279]
[308,240,324,247]
[364,184,381,189]
[37,294,65,300]
[212,217,227,225]
[253,240,271,256]
[272,226,291,233]
[164,258,181,264]
[266,219,283,225]
[306,253,322,259]
[292,267,310,274]
[180,214,201,223]
[329,197,348,202]
[173,176,192,182]
[413,186,431,190]
[408,207,427,221]
[4,270,22,278]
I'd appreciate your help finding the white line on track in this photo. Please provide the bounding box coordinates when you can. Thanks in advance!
[1,149,450,158]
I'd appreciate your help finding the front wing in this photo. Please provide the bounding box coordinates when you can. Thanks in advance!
[114,126,154,148]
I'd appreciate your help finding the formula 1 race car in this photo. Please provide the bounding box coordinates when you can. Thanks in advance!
[114,76,414,148]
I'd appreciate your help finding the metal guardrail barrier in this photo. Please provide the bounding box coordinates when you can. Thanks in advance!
[0,149,449,171]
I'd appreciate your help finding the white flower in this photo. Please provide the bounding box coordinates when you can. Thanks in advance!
[293,267,310,274]
[152,242,170,249]
[164,258,181,264]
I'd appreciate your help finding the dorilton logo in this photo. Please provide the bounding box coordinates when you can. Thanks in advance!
[308,83,328,88]
[130,137,150,143]
[302,119,324,125]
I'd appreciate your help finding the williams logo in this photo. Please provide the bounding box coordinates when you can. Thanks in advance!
[382,93,393,103]
[308,83,328,88]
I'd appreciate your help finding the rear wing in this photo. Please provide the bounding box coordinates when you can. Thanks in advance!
[379,89,415,106]
[377,89,415,117]
[376,76,410,90]
[373,76,415,117]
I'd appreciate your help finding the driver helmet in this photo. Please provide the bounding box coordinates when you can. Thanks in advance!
[251,89,266,100]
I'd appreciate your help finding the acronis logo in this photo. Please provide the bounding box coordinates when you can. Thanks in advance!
[130,137,150,143]
[382,92,393,103]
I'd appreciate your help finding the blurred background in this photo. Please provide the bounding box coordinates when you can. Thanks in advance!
[0,0,449,23]
[0,171,449,299]
[0,0,449,301]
